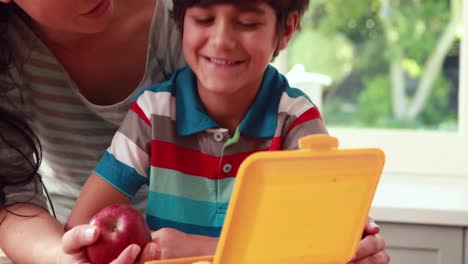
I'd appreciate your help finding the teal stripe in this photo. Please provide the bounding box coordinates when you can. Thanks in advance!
[94,151,148,197]
[147,215,222,237]
[149,167,235,202]
[147,191,228,227]
[285,86,314,105]
[238,65,282,138]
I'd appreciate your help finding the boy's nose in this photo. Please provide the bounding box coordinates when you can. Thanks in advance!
[209,20,237,50]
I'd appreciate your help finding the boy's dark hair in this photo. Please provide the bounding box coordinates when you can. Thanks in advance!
[171,0,310,58]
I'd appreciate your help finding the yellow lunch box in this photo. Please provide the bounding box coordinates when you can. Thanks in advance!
[146,134,385,264]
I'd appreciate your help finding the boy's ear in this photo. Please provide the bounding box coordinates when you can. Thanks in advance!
[0,0,12,3]
[278,11,300,51]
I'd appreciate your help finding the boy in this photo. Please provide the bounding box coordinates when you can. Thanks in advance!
[69,0,328,258]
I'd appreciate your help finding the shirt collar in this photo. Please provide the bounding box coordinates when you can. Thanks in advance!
[175,65,287,138]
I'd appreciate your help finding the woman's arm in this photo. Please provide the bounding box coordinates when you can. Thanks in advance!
[0,203,63,263]
[0,203,159,264]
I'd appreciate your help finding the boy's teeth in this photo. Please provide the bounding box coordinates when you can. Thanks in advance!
[210,58,236,65]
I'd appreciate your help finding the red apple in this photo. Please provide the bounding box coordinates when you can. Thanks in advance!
[86,204,152,264]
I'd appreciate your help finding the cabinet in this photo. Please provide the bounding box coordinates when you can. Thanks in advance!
[379,223,464,264]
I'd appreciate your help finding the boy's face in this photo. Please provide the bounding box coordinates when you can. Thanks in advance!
[182,2,288,97]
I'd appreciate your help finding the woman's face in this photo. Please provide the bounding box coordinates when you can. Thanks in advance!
[4,0,115,34]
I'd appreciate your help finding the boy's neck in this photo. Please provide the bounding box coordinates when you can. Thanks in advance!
[198,87,259,136]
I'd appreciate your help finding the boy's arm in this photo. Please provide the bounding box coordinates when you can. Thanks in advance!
[151,228,219,259]
[67,94,155,228]
[66,173,131,229]
[282,105,328,150]
[67,175,218,260]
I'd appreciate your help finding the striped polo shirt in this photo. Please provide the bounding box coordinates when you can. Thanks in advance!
[0,0,185,222]
[94,66,328,236]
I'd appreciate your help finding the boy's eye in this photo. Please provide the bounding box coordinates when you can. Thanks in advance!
[237,21,260,28]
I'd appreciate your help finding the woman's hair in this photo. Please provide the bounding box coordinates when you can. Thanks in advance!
[0,3,12,75]
[171,0,310,58]
[0,3,54,217]
[0,109,42,206]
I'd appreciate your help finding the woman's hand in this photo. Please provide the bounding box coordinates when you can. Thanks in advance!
[151,228,218,259]
[57,225,160,264]
[347,218,390,264]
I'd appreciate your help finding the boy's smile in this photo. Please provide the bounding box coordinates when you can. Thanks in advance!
[202,56,245,69]
[204,56,243,66]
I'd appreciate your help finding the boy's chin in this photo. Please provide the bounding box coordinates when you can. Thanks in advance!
[199,83,240,96]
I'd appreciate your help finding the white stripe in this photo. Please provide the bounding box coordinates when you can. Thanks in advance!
[24,65,69,81]
[33,114,113,130]
[108,131,150,178]
[31,98,94,114]
[278,92,315,117]
[28,83,75,96]
[137,91,176,120]
[30,50,61,64]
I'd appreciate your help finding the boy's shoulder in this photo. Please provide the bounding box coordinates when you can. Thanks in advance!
[266,65,314,104]
[133,81,173,102]
[277,76,316,110]
[258,65,318,118]
[282,85,314,104]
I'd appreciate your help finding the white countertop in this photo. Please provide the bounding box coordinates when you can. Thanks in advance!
[370,174,468,227]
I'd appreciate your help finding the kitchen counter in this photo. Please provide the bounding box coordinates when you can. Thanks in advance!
[370,173,468,227]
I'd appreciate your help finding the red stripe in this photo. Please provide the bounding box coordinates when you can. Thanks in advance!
[269,137,282,150]
[151,140,279,180]
[286,107,322,135]
[130,102,151,126]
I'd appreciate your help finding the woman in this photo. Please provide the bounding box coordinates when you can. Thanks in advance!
[0,109,161,263]
[0,0,171,262]
[0,0,388,263]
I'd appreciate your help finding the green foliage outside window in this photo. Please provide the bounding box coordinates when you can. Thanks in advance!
[288,0,461,130]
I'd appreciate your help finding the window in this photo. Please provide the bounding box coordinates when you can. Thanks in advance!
[279,0,468,179]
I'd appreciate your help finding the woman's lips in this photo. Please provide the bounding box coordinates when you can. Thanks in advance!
[83,0,111,17]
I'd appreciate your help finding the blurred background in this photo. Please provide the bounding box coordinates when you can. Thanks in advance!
[275,0,462,132]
